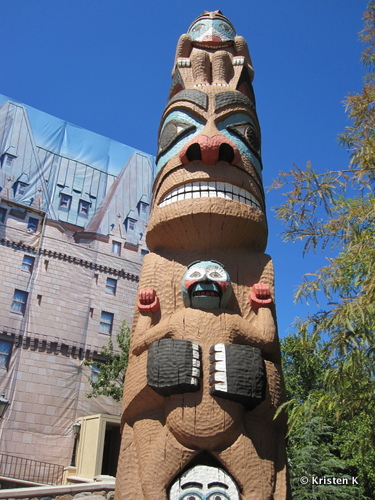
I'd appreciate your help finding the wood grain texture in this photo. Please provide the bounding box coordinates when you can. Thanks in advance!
[115,10,290,499]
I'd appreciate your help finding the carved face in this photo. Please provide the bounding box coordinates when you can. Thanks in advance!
[188,18,236,48]
[182,261,231,309]
[147,87,267,252]
[169,465,240,500]
[156,93,262,179]
[146,14,267,253]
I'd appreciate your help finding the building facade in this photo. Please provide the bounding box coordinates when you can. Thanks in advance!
[0,95,154,483]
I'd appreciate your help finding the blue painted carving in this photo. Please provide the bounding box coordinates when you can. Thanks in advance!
[156,110,204,172]
[182,260,232,309]
[188,14,236,48]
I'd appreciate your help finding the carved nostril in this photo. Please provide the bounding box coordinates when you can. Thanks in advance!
[219,143,235,163]
[180,134,240,165]
[185,143,202,162]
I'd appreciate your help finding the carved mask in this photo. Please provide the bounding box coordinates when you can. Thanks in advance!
[169,465,240,500]
[182,261,231,309]
[188,13,236,49]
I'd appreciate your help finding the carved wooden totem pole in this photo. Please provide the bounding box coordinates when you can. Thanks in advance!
[116,11,290,500]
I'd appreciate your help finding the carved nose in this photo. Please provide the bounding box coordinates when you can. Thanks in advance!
[180,135,240,165]
[202,35,221,42]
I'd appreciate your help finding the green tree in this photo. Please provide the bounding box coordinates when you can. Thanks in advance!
[281,331,329,404]
[288,416,363,500]
[273,2,375,497]
[85,320,130,402]
[280,334,369,498]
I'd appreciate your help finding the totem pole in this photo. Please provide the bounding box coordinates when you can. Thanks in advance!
[116,11,290,499]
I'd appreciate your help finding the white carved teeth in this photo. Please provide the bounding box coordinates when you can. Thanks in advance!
[159,181,262,210]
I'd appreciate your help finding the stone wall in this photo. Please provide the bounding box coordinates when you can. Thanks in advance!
[0,481,115,500]
[0,210,141,469]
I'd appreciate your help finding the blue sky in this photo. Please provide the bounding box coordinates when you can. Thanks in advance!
[0,0,368,336]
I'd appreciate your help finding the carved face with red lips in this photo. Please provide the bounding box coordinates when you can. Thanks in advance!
[188,11,236,50]
[182,260,232,309]
[146,84,267,252]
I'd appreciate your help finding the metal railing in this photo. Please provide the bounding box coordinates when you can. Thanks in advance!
[0,453,64,485]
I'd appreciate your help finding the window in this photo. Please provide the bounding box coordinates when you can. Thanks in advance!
[11,289,28,315]
[17,182,27,195]
[59,194,72,210]
[27,217,39,232]
[78,200,90,216]
[125,211,137,232]
[112,241,121,255]
[141,249,149,259]
[137,196,149,219]
[139,202,148,217]
[106,277,117,295]
[90,363,101,383]
[0,339,12,369]
[21,255,35,273]
[2,154,15,168]
[0,207,6,223]
[100,311,114,335]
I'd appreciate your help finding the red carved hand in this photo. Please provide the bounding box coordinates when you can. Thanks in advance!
[137,288,160,313]
[249,283,273,309]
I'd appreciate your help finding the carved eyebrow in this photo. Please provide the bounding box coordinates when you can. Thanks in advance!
[167,89,208,110]
[181,481,203,490]
[215,92,254,111]
[207,482,228,489]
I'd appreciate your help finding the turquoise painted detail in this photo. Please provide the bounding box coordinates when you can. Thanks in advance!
[188,18,236,43]
[182,261,232,310]
[156,111,204,173]
[217,113,263,178]
[179,491,230,499]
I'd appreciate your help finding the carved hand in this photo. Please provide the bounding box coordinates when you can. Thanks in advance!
[137,287,160,313]
[249,282,273,309]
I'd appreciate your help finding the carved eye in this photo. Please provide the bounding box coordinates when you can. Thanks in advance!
[186,266,205,280]
[219,23,232,33]
[191,23,204,32]
[158,121,195,155]
[209,271,222,279]
[206,265,227,281]
[181,494,201,500]
[207,494,229,500]
[189,270,203,279]
[226,122,261,156]
[190,271,201,278]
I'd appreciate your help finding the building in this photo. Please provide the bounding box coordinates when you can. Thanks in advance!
[0,95,154,485]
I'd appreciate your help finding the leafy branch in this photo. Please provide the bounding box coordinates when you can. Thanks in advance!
[84,321,130,402]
